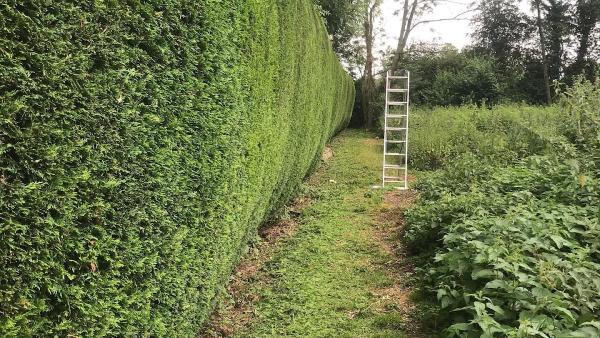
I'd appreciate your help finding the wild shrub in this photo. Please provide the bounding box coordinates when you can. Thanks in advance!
[408,104,564,170]
[400,44,502,106]
[0,1,354,336]
[406,80,600,336]
[408,157,600,336]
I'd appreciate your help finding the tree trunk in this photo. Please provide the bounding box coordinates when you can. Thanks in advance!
[390,0,417,74]
[535,0,553,105]
[362,3,377,129]
[572,0,600,77]
[389,42,405,74]
[573,29,591,76]
[544,0,569,83]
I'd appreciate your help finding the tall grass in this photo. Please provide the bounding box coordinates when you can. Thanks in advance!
[409,104,565,170]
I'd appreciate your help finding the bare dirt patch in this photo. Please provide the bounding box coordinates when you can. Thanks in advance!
[363,137,380,147]
[199,196,309,338]
[370,189,423,336]
[321,146,334,162]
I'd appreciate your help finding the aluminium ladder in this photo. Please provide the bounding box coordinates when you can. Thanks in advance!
[382,70,410,189]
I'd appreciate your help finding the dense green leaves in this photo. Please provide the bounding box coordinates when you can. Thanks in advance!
[0,1,354,336]
[405,80,600,336]
[401,45,502,106]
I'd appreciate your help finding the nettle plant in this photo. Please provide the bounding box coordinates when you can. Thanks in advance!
[405,80,600,337]
[409,159,600,337]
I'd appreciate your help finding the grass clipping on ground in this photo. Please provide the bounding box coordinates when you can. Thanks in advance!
[201,130,423,338]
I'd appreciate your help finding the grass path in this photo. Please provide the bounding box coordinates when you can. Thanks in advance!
[202,130,420,338]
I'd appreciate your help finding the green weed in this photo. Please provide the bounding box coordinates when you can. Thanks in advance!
[409,104,564,170]
[237,130,413,338]
[405,79,600,337]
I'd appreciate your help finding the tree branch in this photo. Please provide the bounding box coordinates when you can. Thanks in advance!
[409,8,477,32]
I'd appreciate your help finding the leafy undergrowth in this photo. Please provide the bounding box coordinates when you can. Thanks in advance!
[407,157,600,337]
[409,104,564,171]
[201,130,424,338]
[405,79,600,337]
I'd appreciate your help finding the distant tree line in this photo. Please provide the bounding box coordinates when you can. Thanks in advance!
[469,0,600,105]
[316,0,600,120]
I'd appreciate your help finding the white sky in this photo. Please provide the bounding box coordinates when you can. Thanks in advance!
[379,0,532,53]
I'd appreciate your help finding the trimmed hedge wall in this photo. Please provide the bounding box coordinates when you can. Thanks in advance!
[0,1,354,336]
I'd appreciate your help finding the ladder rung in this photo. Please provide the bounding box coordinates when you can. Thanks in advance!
[384,72,409,187]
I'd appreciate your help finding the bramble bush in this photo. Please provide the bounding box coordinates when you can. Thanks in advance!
[0,1,354,336]
[405,79,600,337]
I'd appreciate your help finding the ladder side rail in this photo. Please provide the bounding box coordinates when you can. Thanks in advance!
[403,71,410,189]
[382,71,390,187]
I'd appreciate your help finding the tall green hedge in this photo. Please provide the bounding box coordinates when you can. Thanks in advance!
[0,1,354,336]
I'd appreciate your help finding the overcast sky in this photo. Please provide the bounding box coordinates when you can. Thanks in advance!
[379,0,532,53]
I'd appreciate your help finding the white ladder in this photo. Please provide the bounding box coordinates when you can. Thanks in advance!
[382,70,410,189]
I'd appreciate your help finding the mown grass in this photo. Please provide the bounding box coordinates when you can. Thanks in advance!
[234,130,414,338]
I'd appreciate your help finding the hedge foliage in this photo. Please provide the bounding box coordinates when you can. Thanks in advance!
[0,1,354,336]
